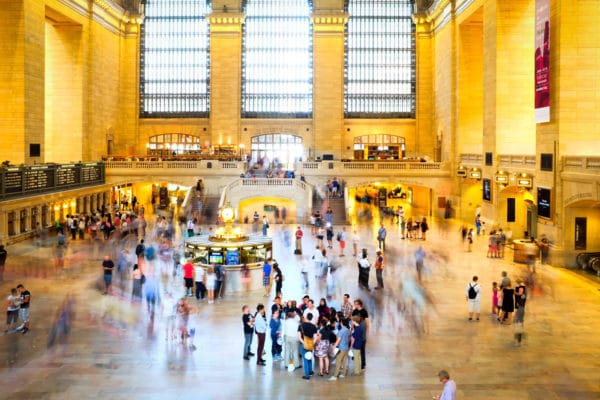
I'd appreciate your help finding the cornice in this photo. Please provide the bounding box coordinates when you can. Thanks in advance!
[56,0,140,37]
[311,11,349,33]
[206,12,245,34]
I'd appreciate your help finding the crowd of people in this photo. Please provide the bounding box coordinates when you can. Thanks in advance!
[241,294,370,381]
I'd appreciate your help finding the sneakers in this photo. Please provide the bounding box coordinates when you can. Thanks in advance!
[243,356,250,360]
[248,352,255,357]
[338,374,345,378]
[328,376,337,381]
[302,376,310,380]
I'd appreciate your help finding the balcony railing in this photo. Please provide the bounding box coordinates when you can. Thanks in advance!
[563,156,600,171]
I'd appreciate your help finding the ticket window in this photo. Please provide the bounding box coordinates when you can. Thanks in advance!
[42,206,49,227]
[7,212,16,236]
[31,208,39,230]
[20,210,27,233]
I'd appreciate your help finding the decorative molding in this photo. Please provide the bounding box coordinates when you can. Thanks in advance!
[56,0,138,36]
[207,12,245,34]
[311,12,349,33]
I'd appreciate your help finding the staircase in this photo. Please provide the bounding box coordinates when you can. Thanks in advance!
[312,193,347,225]
[187,188,220,224]
[200,196,220,224]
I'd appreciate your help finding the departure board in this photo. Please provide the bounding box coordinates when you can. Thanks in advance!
[56,165,80,186]
[3,170,23,194]
[25,168,53,190]
[81,163,102,183]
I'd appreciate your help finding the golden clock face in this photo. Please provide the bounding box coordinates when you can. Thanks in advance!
[221,207,234,221]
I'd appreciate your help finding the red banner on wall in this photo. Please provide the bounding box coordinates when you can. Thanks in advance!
[535,0,550,123]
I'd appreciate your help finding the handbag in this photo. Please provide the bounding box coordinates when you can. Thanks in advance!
[301,325,314,351]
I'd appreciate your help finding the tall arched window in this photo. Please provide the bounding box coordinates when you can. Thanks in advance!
[344,0,416,118]
[251,134,303,168]
[140,0,211,117]
[242,0,313,118]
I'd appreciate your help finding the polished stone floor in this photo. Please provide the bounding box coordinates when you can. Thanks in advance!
[0,216,599,400]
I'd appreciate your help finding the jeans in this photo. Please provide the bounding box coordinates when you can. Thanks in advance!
[300,345,314,377]
[243,332,253,357]
[376,269,384,288]
[195,281,206,300]
[360,340,366,369]
[256,332,266,362]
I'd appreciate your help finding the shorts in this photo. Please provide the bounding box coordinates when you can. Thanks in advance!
[468,299,481,313]
[6,310,19,325]
[19,307,30,323]
[340,240,346,249]
[104,274,112,285]
[184,277,194,288]
[263,276,270,287]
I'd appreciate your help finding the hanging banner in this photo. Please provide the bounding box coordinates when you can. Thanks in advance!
[535,0,550,123]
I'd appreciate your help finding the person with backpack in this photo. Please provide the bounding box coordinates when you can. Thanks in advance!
[466,276,481,321]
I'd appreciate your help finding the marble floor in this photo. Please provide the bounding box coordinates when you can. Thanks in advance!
[0,217,599,400]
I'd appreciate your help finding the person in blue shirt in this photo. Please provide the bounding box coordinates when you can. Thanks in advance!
[329,317,351,380]
[269,309,283,360]
[377,224,387,252]
[262,260,272,297]
[350,315,364,376]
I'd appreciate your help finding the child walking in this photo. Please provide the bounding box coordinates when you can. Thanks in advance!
[492,282,499,315]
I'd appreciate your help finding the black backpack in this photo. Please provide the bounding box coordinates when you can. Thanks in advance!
[468,284,477,299]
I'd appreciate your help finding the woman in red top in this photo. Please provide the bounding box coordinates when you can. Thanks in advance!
[183,260,194,297]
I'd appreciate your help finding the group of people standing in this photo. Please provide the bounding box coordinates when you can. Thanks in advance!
[466,270,528,346]
[4,283,31,335]
[242,294,370,381]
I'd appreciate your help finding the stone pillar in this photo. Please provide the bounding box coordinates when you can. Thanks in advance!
[0,0,45,164]
[207,12,244,147]
[414,15,435,160]
[311,10,348,160]
[483,0,535,219]
[483,0,535,156]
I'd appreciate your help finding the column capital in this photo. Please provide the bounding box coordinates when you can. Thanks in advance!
[413,13,433,35]
[311,11,349,33]
[207,12,245,33]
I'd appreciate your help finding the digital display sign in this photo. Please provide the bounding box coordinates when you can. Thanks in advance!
[483,178,492,202]
[537,187,551,219]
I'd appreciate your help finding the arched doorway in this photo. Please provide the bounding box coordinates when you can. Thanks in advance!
[250,134,303,169]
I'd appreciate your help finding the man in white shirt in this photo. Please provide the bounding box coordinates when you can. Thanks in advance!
[435,370,456,400]
[466,275,481,321]
[303,300,319,325]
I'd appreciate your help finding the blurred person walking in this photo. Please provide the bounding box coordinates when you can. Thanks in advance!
[102,255,115,295]
[374,249,385,290]
[513,278,527,346]
[0,244,7,281]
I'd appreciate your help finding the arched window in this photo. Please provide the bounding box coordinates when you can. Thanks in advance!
[345,1,415,118]
[242,0,313,118]
[140,0,211,117]
[147,134,202,157]
[251,134,304,168]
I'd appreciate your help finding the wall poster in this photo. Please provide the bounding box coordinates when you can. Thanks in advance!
[535,0,550,123]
